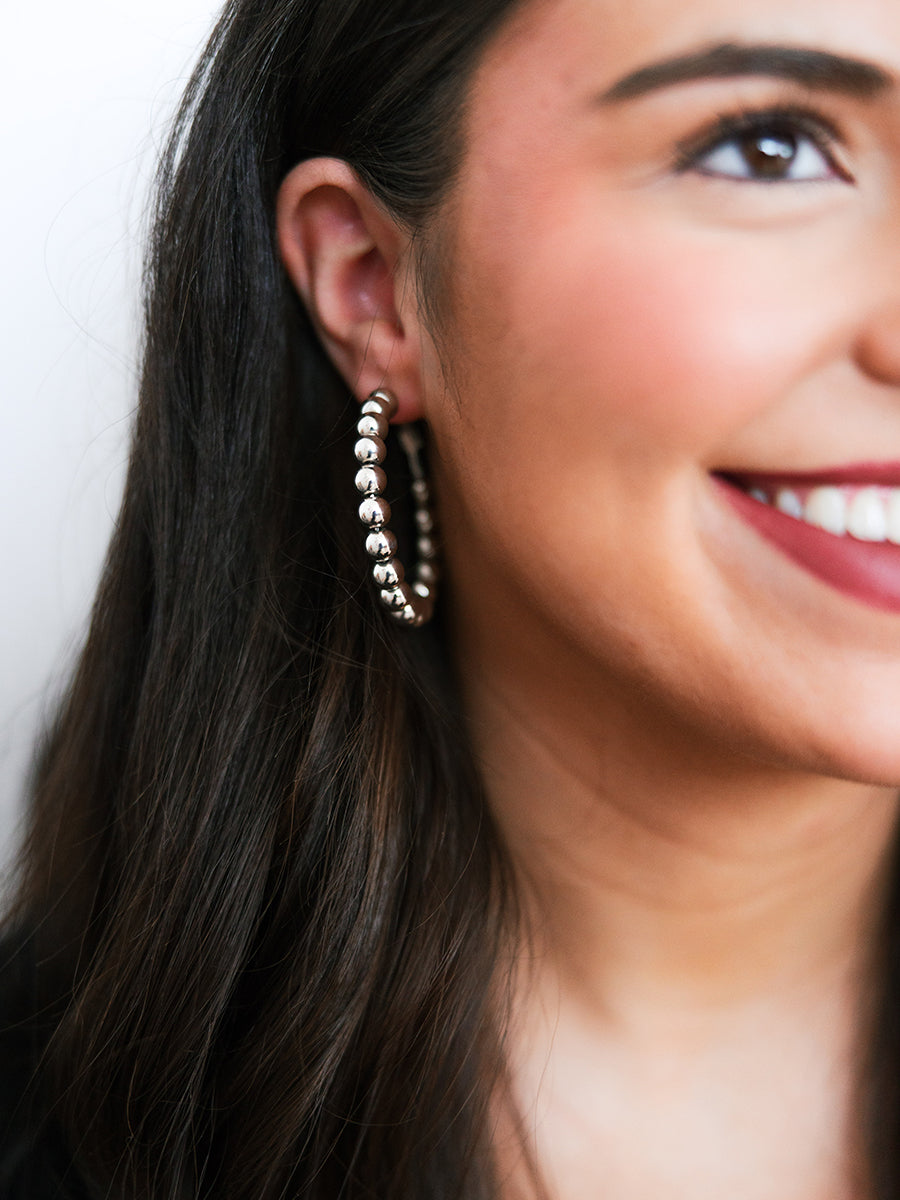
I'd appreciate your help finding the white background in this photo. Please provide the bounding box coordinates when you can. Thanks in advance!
[1,2,222,871]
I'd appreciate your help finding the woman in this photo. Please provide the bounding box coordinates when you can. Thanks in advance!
[3,0,900,1195]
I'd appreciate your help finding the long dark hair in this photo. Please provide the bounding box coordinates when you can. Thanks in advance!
[6,2,524,1196]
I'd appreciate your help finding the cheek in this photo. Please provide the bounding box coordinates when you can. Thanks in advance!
[449,193,836,472]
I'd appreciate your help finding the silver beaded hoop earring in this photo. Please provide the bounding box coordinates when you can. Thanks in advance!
[354,389,438,628]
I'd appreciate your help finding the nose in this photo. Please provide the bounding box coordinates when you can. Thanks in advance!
[855,298,900,386]
[854,214,900,386]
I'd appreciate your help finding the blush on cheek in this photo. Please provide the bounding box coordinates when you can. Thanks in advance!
[495,220,831,456]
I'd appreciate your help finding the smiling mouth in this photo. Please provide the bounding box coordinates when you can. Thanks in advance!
[715,466,900,613]
[732,478,900,544]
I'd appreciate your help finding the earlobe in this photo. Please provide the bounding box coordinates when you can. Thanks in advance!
[276,158,425,419]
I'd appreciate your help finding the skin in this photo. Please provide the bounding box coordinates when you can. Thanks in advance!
[277,0,900,1194]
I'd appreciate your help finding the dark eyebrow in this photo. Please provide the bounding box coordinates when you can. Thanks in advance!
[599,42,892,102]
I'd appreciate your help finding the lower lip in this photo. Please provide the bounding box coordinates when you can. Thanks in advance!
[715,476,900,614]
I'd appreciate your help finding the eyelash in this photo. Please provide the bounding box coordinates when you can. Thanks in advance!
[673,104,852,183]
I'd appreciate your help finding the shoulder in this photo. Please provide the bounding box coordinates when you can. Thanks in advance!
[0,932,92,1200]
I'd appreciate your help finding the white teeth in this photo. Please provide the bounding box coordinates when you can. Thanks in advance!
[888,492,900,545]
[747,481,900,544]
[804,486,846,535]
[846,487,888,542]
[775,488,803,519]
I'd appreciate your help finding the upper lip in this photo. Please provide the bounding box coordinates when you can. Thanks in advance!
[719,462,900,489]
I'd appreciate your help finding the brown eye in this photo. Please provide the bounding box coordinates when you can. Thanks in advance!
[688,117,840,183]
[738,130,798,179]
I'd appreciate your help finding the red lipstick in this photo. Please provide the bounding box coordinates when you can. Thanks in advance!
[733,462,900,489]
[715,471,900,614]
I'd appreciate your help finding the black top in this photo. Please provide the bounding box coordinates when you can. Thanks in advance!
[0,938,91,1199]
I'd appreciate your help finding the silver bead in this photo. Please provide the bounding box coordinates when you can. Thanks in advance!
[368,389,398,419]
[355,436,386,465]
[358,496,391,529]
[412,581,432,600]
[393,604,420,626]
[361,395,396,421]
[414,508,434,534]
[411,479,430,503]
[380,582,415,611]
[417,535,437,560]
[355,465,387,496]
[410,595,434,625]
[373,558,404,588]
[357,412,389,440]
[365,529,398,561]
[416,560,438,587]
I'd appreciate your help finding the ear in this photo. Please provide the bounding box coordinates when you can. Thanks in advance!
[277,158,426,421]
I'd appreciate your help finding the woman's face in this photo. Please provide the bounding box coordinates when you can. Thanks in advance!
[420,0,900,782]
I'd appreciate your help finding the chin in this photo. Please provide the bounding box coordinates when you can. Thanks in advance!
[749,714,900,791]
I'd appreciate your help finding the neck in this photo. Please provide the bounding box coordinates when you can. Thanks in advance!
[470,659,897,1020]
[464,655,897,1200]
